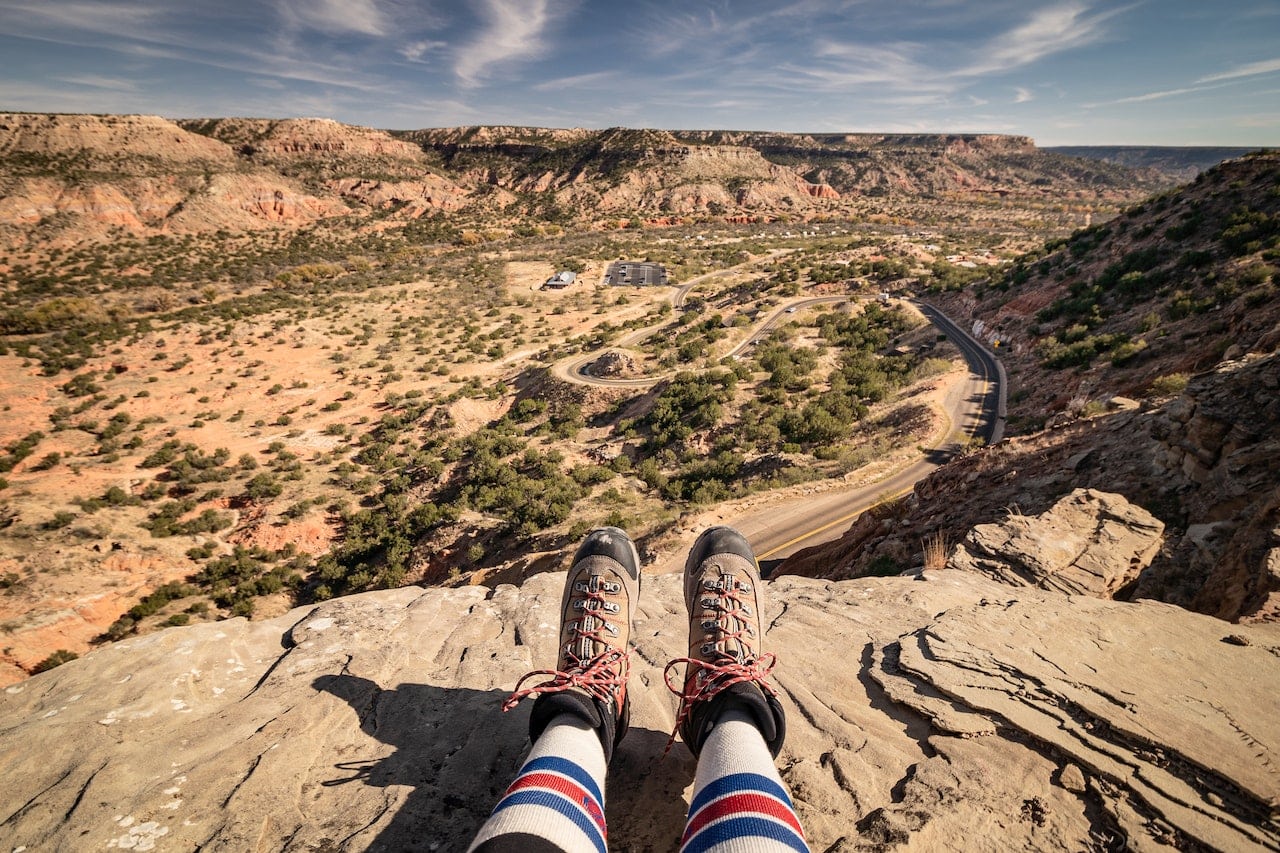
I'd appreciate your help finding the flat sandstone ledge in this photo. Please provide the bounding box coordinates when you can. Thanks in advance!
[1,570,1277,851]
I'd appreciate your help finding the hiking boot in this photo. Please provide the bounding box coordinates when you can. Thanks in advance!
[503,527,640,763]
[665,526,787,758]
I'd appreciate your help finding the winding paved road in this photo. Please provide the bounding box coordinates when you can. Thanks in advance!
[555,252,795,388]
[548,268,1004,565]
[735,299,1003,565]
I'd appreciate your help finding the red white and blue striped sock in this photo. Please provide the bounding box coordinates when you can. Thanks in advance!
[469,714,609,853]
[681,710,808,853]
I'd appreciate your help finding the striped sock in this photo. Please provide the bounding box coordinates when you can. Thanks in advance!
[681,710,808,853]
[470,714,609,853]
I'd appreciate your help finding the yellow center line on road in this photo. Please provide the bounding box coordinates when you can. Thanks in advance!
[757,484,916,560]
[759,347,994,559]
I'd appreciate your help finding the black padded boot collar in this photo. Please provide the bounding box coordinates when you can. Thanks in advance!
[528,689,628,764]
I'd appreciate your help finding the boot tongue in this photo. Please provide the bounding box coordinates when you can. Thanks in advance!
[573,574,602,660]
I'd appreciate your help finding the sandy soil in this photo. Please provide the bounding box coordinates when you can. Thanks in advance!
[0,256,703,682]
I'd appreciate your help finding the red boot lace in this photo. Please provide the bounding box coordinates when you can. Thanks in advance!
[661,571,778,754]
[502,582,629,712]
[663,652,778,750]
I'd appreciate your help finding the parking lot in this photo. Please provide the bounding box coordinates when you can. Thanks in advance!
[604,261,668,286]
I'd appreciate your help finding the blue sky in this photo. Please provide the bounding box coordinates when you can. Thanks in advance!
[1,1,1277,145]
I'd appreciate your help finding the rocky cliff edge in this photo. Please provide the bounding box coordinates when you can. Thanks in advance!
[2,565,1277,851]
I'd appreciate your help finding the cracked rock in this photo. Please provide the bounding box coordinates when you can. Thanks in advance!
[1,570,1277,851]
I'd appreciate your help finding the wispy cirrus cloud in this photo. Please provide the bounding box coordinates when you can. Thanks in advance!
[686,1,1125,106]
[0,0,160,41]
[960,2,1121,76]
[0,0,393,93]
[1092,56,1278,108]
[454,0,567,86]
[532,70,622,92]
[1198,56,1280,83]
[775,41,948,94]
[55,74,140,92]
[277,0,387,36]
[1107,85,1214,105]
[401,39,447,63]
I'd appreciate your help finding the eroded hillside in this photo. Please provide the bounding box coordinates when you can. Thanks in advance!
[939,152,1280,428]
[0,114,1269,689]
[783,153,1280,623]
[1,114,1171,253]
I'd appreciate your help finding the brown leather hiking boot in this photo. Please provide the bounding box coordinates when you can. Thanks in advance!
[503,527,640,762]
[665,526,787,758]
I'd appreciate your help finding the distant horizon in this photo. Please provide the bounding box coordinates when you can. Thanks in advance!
[2,109,1273,150]
[2,1,1277,147]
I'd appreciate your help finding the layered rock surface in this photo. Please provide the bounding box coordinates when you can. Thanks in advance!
[0,114,350,245]
[2,569,1277,851]
[950,488,1164,597]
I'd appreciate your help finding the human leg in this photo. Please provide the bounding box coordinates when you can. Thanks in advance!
[469,527,641,853]
[469,714,608,853]
[667,527,807,852]
[681,709,806,853]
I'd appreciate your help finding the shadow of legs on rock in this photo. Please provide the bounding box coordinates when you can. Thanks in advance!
[313,674,528,852]
[605,726,697,851]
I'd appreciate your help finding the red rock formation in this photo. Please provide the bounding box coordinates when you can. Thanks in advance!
[799,180,840,199]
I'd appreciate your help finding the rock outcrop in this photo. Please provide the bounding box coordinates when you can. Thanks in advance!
[2,570,1277,851]
[589,350,639,378]
[328,176,469,214]
[407,125,1165,219]
[0,114,349,245]
[783,352,1280,624]
[949,489,1163,598]
[2,115,1172,247]
[179,118,433,179]
[0,113,235,169]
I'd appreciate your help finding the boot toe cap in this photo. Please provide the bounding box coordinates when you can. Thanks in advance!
[574,527,640,579]
[687,526,756,567]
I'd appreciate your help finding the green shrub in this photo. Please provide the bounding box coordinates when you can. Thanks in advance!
[1110,339,1148,366]
[127,582,196,620]
[33,649,78,672]
[244,473,283,501]
[32,452,62,471]
[0,431,45,473]
[45,510,76,529]
[140,440,183,468]
[1149,373,1190,396]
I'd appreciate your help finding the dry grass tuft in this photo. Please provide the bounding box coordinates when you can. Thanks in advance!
[922,532,950,570]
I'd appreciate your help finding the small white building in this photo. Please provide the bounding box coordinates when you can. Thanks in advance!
[542,271,577,290]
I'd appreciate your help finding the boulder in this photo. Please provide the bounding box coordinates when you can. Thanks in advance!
[949,488,1164,598]
[2,569,1277,851]
[589,350,639,378]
